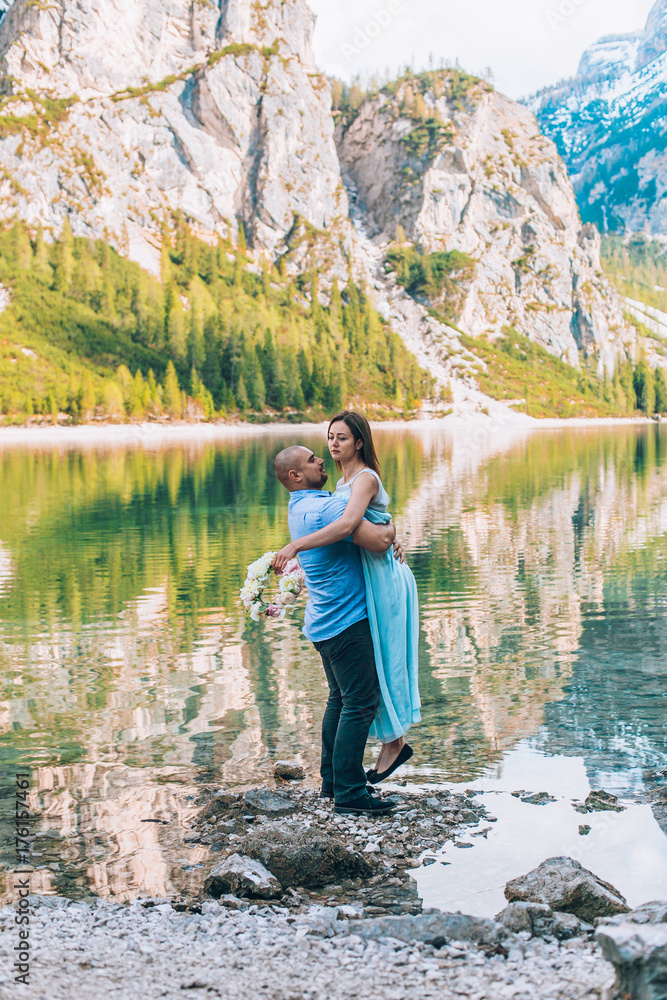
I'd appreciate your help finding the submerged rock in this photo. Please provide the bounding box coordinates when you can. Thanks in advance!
[596,923,667,1000]
[204,854,282,900]
[236,827,374,888]
[273,761,306,781]
[504,857,630,924]
[575,790,625,814]
[511,791,557,806]
[520,792,557,806]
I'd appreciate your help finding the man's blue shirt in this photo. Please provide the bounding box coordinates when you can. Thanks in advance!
[288,490,367,643]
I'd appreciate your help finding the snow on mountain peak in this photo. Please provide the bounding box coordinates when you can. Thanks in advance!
[576,33,641,80]
[529,0,667,236]
[637,0,667,69]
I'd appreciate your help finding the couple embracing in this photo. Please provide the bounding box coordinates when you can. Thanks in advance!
[273,411,421,816]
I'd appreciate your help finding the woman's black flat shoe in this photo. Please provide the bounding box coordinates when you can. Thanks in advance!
[366,744,413,784]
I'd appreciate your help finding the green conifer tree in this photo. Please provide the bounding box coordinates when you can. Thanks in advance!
[131,370,147,419]
[235,373,249,410]
[160,219,172,285]
[46,392,58,426]
[116,365,133,414]
[79,373,96,422]
[33,225,52,282]
[52,216,74,292]
[163,361,182,418]
[655,367,667,414]
[634,360,655,415]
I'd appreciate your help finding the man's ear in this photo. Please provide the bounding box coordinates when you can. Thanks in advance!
[288,469,301,484]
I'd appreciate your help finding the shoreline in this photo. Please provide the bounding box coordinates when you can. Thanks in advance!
[0,781,628,999]
[0,413,657,448]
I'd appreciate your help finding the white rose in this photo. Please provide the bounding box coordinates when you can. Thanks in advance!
[249,602,264,622]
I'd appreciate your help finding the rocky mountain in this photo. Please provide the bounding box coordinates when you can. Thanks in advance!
[0,0,644,413]
[526,0,667,237]
[337,76,633,378]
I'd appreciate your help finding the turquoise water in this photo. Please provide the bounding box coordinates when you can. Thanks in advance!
[0,423,666,904]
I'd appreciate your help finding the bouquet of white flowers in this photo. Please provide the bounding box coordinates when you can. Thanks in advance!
[239,552,306,621]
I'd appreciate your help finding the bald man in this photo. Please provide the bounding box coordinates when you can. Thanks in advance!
[274,445,398,815]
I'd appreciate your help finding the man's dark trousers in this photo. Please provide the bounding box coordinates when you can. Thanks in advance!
[312,617,380,804]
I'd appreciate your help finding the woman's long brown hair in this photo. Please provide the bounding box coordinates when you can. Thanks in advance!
[327,411,381,476]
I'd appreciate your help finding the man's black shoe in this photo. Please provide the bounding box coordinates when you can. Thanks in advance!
[334,794,397,815]
[321,785,378,800]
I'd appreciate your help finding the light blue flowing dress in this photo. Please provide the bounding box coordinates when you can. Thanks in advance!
[334,469,421,743]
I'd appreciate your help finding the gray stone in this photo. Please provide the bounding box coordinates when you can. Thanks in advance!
[495,901,591,940]
[243,787,296,814]
[204,854,282,900]
[273,761,306,780]
[237,828,374,889]
[218,894,251,911]
[600,901,667,928]
[520,792,557,806]
[504,857,629,924]
[347,911,507,949]
[575,790,625,814]
[596,923,667,1000]
[551,911,593,940]
[299,906,340,938]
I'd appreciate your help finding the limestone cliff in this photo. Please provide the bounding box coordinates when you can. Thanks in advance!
[0,0,347,270]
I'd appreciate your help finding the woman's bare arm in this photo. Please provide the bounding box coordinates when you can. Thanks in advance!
[272,472,379,571]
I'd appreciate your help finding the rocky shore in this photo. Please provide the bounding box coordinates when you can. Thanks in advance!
[187,783,488,916]
[1,781,665,999]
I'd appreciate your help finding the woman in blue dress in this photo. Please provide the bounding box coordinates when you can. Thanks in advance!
[273,411,421,782]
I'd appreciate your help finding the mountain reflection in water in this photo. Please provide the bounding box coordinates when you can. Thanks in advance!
[0,424,666,900]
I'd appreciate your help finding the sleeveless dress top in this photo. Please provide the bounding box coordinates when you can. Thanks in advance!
[334,469,421,742]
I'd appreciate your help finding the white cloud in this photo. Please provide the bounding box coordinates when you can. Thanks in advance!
[308,0,657,98]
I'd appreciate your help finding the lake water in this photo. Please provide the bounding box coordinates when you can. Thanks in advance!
[1,422,667,912]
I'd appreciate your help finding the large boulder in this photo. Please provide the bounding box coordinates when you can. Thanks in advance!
[237,827,374,888]
[504,857,629,924]
[596,923,667,1000]
[204,854,282,899]
[347,911,507,950]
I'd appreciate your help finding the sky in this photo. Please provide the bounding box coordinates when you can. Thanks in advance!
[308,0,656,99]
